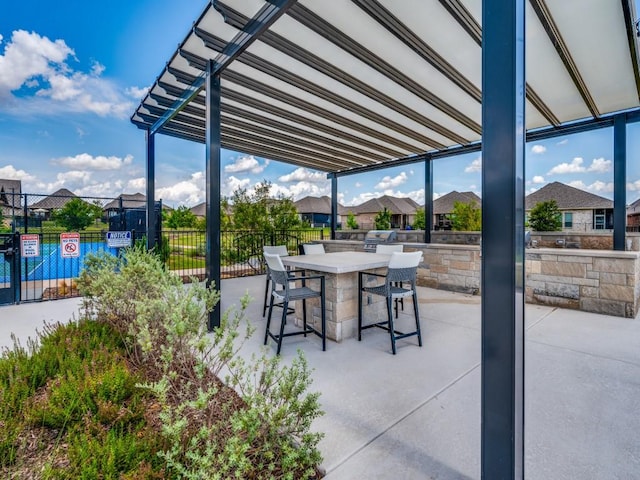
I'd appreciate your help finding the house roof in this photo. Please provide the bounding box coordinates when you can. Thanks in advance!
[350,195,418,215]
[525,181,613,210]
[29,188,78,210]
[433,191,481,215]
[190,202,206,217]
[103,193,147,210]
[131,1,640,176]
[627,197,640,215]
[0,179,22,208]
[294,195,347,215]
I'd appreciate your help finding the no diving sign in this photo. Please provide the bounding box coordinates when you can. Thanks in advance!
[60,232,81,258]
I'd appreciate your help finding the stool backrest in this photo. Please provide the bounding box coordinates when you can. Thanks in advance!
[388,251,422,269]
[263,245,289,257]
[303,243,325,254]
[264,252,289,287]
[376,244,403,254]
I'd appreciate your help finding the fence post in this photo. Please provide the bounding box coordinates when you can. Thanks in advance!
[23,193,28,233]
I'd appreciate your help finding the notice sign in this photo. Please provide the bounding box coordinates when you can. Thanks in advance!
[60,232,81,258]
[21,234,40,258]
[106,231,132,248]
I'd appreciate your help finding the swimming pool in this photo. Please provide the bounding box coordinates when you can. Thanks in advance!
[0,242,118,283]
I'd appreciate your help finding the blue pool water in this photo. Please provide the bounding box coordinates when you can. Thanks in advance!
[0,242,118,283]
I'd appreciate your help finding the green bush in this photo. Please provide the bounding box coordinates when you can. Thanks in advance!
[80,247,324,479]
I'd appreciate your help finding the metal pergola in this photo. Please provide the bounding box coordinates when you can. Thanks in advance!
[132,1,640,477]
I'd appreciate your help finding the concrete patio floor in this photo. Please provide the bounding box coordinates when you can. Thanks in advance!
[1,275,639,479]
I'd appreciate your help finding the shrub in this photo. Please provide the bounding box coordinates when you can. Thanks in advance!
[80,247,324,479]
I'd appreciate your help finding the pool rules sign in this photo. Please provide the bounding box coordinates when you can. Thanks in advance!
[60,232,81,258]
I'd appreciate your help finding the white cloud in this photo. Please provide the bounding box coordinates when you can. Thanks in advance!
[224,155,268,174]
[568,180,613,194]
[532,175,545,184]
[52,153,133,171]
[526,187,539,195]
[375,172,407,189]
[547,157,585,175]
[221,175,251,197]
[0,30,134,118]
[586,157,611,173]
[278,167,326,183]
[125,86,149,99]
[548,157,611,175]
[531,145,546,154]
[0,164,35,181]
[270,181,330,201]
[464,157,481,173]
[127,177,146,190]
[556,139,569,146]
[156,172,205,206]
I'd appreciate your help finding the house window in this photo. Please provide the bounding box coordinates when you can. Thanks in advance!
[594,209,606,230]
[563,212,573,229]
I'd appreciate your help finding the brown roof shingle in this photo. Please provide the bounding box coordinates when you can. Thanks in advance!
[525,182,612,210]
[433,191,481,214]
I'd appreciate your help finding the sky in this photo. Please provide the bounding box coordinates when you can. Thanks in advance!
[2,1,640,208]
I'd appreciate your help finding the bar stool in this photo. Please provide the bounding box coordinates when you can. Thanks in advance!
[358,251,423,355]
[264,253,326,355]
[375,244,404,316]
[262,245,289,317]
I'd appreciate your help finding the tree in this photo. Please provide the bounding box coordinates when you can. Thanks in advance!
[528,199,562,231]
[374,207,392,229]
[346,211,358,229]
[165,206,197,229]
[52,198,101,231]
[451,200,481,231]
[413,208,426,230]
[230,180,300,232]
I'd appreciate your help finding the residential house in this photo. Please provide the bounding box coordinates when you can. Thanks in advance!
[294,195,346,227]
[349,195,419,230]
[28,188,78,220]
[627,197,640,229]
[433,191,482,230]
[0,179,22,221]
[190,202,206,218]
[525,181,613,231]
[103,193,148,217]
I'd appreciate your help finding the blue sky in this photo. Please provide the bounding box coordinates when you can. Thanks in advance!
[2,1,640,208]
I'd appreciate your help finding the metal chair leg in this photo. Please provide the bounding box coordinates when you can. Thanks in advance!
[265,295,274,345]
[413,291,423,347]
[387,296,397,355]
[276,300,288,355]
[262,274,270,317]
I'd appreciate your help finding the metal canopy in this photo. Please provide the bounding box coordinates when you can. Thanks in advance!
[131,0,640,176]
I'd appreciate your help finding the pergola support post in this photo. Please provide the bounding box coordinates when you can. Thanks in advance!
[145,130,156,250]
[330,174,337,239]
[424,156,433,243]
[613,114,627,251]
[205,61,222,331]
[481,0,525,478]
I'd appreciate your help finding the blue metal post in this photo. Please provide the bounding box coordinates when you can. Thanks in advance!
[206,61,222,330]
[613,114,627,251]
[145,130,156,250]
[331,174,338,239]
[481,0,526,478]
[424,156,433,242]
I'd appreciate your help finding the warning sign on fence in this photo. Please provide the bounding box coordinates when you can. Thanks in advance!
[60,232,81,258]
[106,231,132,248]
[21,234,40,257]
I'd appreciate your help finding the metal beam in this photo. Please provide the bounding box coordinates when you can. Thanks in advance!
[150,0,297,137]
[613,114,627,251]
[206,64,222,331]
[145,131,156,250]
[481,0,525,478]
[331,175,338,239]
[424,157,433,243]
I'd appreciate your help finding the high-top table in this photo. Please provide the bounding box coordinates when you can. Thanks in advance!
[281,251,391,342]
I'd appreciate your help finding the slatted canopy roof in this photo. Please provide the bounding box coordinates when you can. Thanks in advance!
[131,0,640,175]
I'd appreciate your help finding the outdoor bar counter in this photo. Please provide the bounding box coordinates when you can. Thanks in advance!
[311,239,640,319]
[282,251,392,342]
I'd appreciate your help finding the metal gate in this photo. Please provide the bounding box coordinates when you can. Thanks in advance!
[0,233,19,305]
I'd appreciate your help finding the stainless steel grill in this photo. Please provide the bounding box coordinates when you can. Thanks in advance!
[363,230,397,252]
